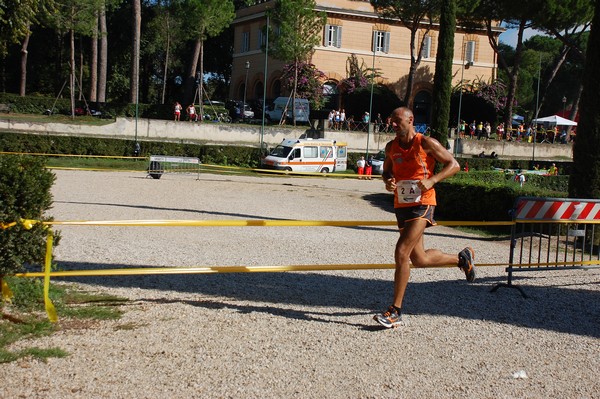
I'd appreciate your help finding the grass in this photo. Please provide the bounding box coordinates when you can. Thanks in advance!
[46,156,148,171]
[1,112,114,126]
[1,277,128,363]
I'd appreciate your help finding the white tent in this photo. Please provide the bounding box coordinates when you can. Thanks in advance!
[532,115,578,126]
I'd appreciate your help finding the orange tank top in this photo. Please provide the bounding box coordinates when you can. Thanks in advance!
[389,134,436,208]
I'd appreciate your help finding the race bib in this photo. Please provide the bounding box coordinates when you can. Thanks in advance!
[396,180,421,204]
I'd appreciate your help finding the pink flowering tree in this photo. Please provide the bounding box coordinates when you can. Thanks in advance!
[281,62,327,110]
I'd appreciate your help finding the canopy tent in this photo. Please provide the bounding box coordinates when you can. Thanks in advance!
[532,115,578,126]
[512,114,525,126]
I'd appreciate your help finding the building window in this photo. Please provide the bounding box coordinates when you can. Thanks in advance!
[373,31,390,53]
[258,28,264,49]
[422,35,432,58]
[241,31,250,53]
[324,24,342,48]
[465,40,476,63]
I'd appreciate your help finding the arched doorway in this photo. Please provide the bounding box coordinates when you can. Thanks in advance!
[413,90,432,126]
[323,81,339,110]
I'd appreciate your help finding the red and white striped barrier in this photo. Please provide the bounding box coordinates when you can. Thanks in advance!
[514,197,600,221]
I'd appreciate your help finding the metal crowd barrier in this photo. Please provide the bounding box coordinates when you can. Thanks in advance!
[147,155,201,180]
[492,196,600,297]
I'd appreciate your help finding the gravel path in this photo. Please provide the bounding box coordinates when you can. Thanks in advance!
[2,169,599,398]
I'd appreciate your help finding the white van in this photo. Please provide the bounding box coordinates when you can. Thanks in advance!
[261,138,347,173]
[266,97,310,123]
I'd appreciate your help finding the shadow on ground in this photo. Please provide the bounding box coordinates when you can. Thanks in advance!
[56,261,599,338]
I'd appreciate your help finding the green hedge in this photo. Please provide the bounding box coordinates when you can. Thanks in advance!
[0,93,220,120]
[0,155,60,276]
[436,174,567,221]
[0,132,262,168]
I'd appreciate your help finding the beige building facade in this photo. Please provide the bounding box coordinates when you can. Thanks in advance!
[230,0,502,124]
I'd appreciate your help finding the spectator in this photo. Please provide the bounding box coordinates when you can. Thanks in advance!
[174,102,182,121]
[496,122,504,141]
[548,163,559,176]
[365,156,373,180]
[485,122,491,140]
[476,121,483,140]
[187,104,197,122]
[340,109,347,130]
[469,120,476,139]
[328,110,335,129]
[356,156,366,179]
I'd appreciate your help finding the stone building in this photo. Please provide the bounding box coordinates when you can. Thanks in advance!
[229,0,503,124]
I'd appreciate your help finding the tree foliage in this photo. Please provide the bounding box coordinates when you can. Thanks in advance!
[371,0,439,104]
[569,0,600,199]
[0,0,55,56]
[280,62,327,110]
[0,156,58,277]
[429,0,455,147]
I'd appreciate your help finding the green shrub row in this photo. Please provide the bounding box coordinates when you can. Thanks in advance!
[0,155,60,276]
[0,93,216,120]
[0,132,262,168]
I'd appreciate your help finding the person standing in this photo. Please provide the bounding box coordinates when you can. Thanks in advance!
[374,107,476,329]
[365,156,373,180]
[174,102,182,121]
[356,156,366,179]
[187,104,197,121]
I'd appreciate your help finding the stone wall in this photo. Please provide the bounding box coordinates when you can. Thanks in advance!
[0,116,572,160]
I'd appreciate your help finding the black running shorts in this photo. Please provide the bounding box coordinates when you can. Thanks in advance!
[394,205,437,230]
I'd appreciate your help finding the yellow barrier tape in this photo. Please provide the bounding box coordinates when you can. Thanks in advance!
[43,231,57,323]
[15,261,507,278]
[1,279,13,303]
[41,219,515,227]
[0,151,145,160]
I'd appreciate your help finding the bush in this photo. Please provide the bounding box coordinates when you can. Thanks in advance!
[0,155,59,276]
[0,132,263,168]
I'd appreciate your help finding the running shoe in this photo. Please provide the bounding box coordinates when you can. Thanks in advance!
[373,306,402,328]
[458,247,476,282]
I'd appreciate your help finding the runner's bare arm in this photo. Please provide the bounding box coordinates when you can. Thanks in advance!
[419,136,460,191]
[382,141,396,192]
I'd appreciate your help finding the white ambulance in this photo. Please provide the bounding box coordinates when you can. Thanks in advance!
[261,138,347,173]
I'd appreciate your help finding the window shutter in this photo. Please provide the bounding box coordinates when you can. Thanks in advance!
[324,24,330,46]
[466,41,475,63]
[336,26,342,48]
[383,31,390,53]
[423,36,431,58]
[372,31,377,52]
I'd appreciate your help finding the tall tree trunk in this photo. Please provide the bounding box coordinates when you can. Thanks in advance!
[79,37,84,101]
[535,46,570,117]
[429,0,456,148]
[184,38,202,105]
[19,30,30,96]
[569,0,600,198]
[199,40,204,120]
[97,6,107,103]
[293,59,299,126]
[161,12,170,105]
[70,29,76,119]
[130,0,141,104]
[89,12,98,103]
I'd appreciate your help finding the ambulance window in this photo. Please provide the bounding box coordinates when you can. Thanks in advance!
[320,146,333,158]
[291,148,301,159]
[337,146,347,158]
[304,146,318,158]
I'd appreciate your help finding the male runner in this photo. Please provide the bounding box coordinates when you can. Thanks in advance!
[373,107,476,328]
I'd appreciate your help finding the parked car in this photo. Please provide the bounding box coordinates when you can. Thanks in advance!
[370,150,386,175]
[226,100,254,120]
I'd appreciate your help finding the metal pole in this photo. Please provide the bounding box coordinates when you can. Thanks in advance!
[367,47,376,158]
[243,61,250,123]
[455,42,465,157]
[260,15,269,157]
[533,54,541,162]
